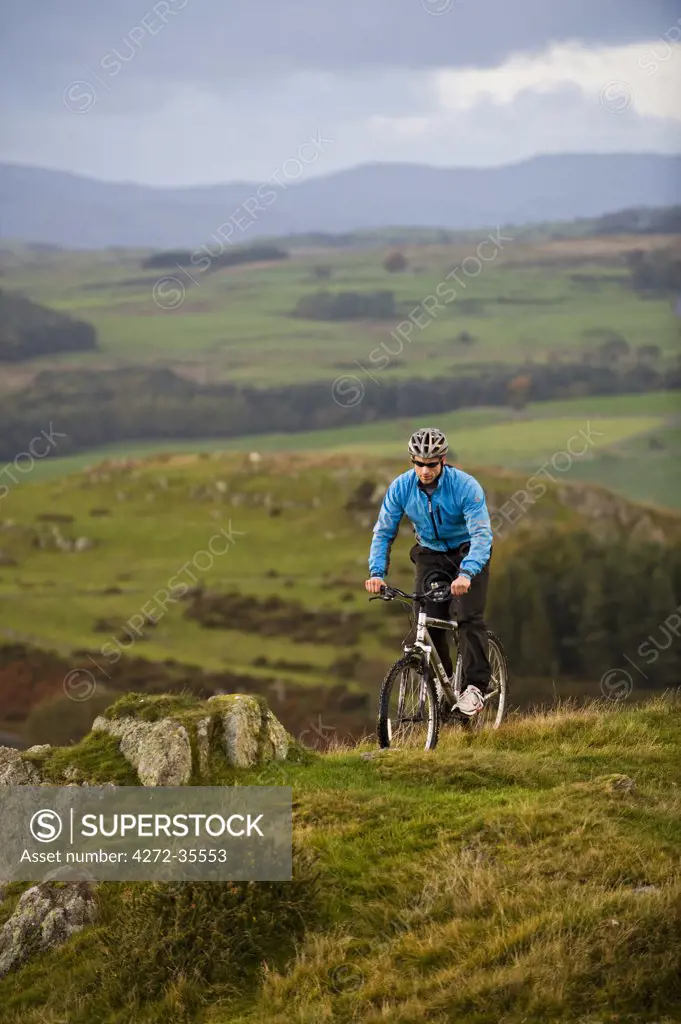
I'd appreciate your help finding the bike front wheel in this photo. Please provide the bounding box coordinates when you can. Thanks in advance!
[377,655,440,751]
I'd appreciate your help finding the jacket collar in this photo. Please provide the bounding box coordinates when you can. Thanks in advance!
[415,463,447,492]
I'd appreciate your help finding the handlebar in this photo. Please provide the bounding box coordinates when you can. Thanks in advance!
[368,582,452,604]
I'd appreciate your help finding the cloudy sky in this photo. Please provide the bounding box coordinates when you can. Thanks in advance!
[2,0,681,186]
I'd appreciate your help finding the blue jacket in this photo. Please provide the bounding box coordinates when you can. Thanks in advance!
[368,465,492,579]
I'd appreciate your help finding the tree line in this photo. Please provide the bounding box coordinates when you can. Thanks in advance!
[0,360,679,462]
[489,530,681,690]
[141,244,289,272]
[0,290,98,362]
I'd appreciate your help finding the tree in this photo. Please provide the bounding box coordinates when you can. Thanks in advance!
[507,374,532,410]
[598,335,630,363]
[293,290,396,321]
[383,251,408,273]
[625,249,681,295]
[636,343,661,364]
[0,289,98,361]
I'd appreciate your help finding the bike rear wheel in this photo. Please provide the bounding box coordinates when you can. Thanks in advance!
[377,655,440,750]
[452,630,509,730]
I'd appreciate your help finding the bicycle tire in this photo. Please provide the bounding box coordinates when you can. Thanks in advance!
[446,629,509,731]
[377,655,440,751]
[472,630,509,730]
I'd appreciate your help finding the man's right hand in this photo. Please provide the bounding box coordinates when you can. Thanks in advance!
[365,577,386,593]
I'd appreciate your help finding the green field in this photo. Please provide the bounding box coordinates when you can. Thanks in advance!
[2,234,679,388]
[23,390,681,509]
[1,446,679,708]
[1,233,680,750]
[3,233,679,508]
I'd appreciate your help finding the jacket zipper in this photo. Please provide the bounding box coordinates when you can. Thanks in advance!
[427,496,441,541]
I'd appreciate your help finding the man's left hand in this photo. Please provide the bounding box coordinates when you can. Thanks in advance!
[451,575,471,597]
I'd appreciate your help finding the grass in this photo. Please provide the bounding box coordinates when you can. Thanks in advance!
[1,694,680,1022]
[2,235,679,388]
[2,234,679,511]
[1,450,679,694]
[565,423,681,509]
[21,389,681,509]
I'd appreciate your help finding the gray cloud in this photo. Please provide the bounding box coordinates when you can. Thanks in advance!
[1,0,680,184]
[3,0,681,89]
[2,75,679,187]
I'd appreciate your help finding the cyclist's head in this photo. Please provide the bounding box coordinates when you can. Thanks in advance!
[408,427,448,483]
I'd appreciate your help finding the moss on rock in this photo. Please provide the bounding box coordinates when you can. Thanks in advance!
[92,691,293,783]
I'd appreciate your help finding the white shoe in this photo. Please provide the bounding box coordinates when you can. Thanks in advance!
[456,685,485,717]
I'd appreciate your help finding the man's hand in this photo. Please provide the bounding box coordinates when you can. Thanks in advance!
[365,577,386,593]
[451,575,471,597]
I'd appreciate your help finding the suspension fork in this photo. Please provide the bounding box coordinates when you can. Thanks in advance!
[414,609,454,703]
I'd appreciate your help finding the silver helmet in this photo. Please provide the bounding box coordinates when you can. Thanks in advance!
[408,427,448,460]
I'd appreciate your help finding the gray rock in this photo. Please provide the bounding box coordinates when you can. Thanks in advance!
[262,710,289,763]
[74,537,95,552]
[0,880,98,979]
[209,695,261,768]
[91,716,192,786]
[196,715,216,779]
[608,774,636,792]
[207,694,289,768]
[0,747,41,786]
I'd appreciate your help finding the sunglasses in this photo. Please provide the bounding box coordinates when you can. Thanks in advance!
[412,458,442,469]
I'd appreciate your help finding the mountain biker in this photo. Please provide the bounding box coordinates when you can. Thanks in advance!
[365,427,493,717]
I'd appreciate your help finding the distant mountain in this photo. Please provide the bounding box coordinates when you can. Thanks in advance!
[1,154,680,249]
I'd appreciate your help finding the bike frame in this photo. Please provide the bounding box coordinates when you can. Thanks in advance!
[373,584,503,733]
[402,600,461,708]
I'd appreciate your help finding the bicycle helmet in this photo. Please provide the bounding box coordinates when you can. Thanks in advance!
[408,427,448,460]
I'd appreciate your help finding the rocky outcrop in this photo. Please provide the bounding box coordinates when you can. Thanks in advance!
[91,715,193,786]
[208,694,289,768]
[554,483,673,543]
[0,746,41,786]
[91,692,290,783]
[0,880,98,980]
[2,693,291,789]
[0,693,292,983]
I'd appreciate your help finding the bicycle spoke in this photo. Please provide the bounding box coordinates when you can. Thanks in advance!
[470,637,507,730]
[382,662,436,749]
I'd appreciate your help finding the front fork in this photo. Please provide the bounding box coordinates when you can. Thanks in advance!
[402,638,456,708]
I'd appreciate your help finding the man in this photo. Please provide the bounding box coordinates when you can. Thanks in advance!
[365,427,493,717]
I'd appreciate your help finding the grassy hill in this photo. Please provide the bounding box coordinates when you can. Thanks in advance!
[1,693,680,1023]
[1,450,680,748]
[22,391,681,510]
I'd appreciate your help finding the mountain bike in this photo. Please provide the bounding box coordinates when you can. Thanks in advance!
[370,582,509,750]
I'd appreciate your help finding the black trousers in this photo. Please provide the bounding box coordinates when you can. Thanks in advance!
[409,542,491,692]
